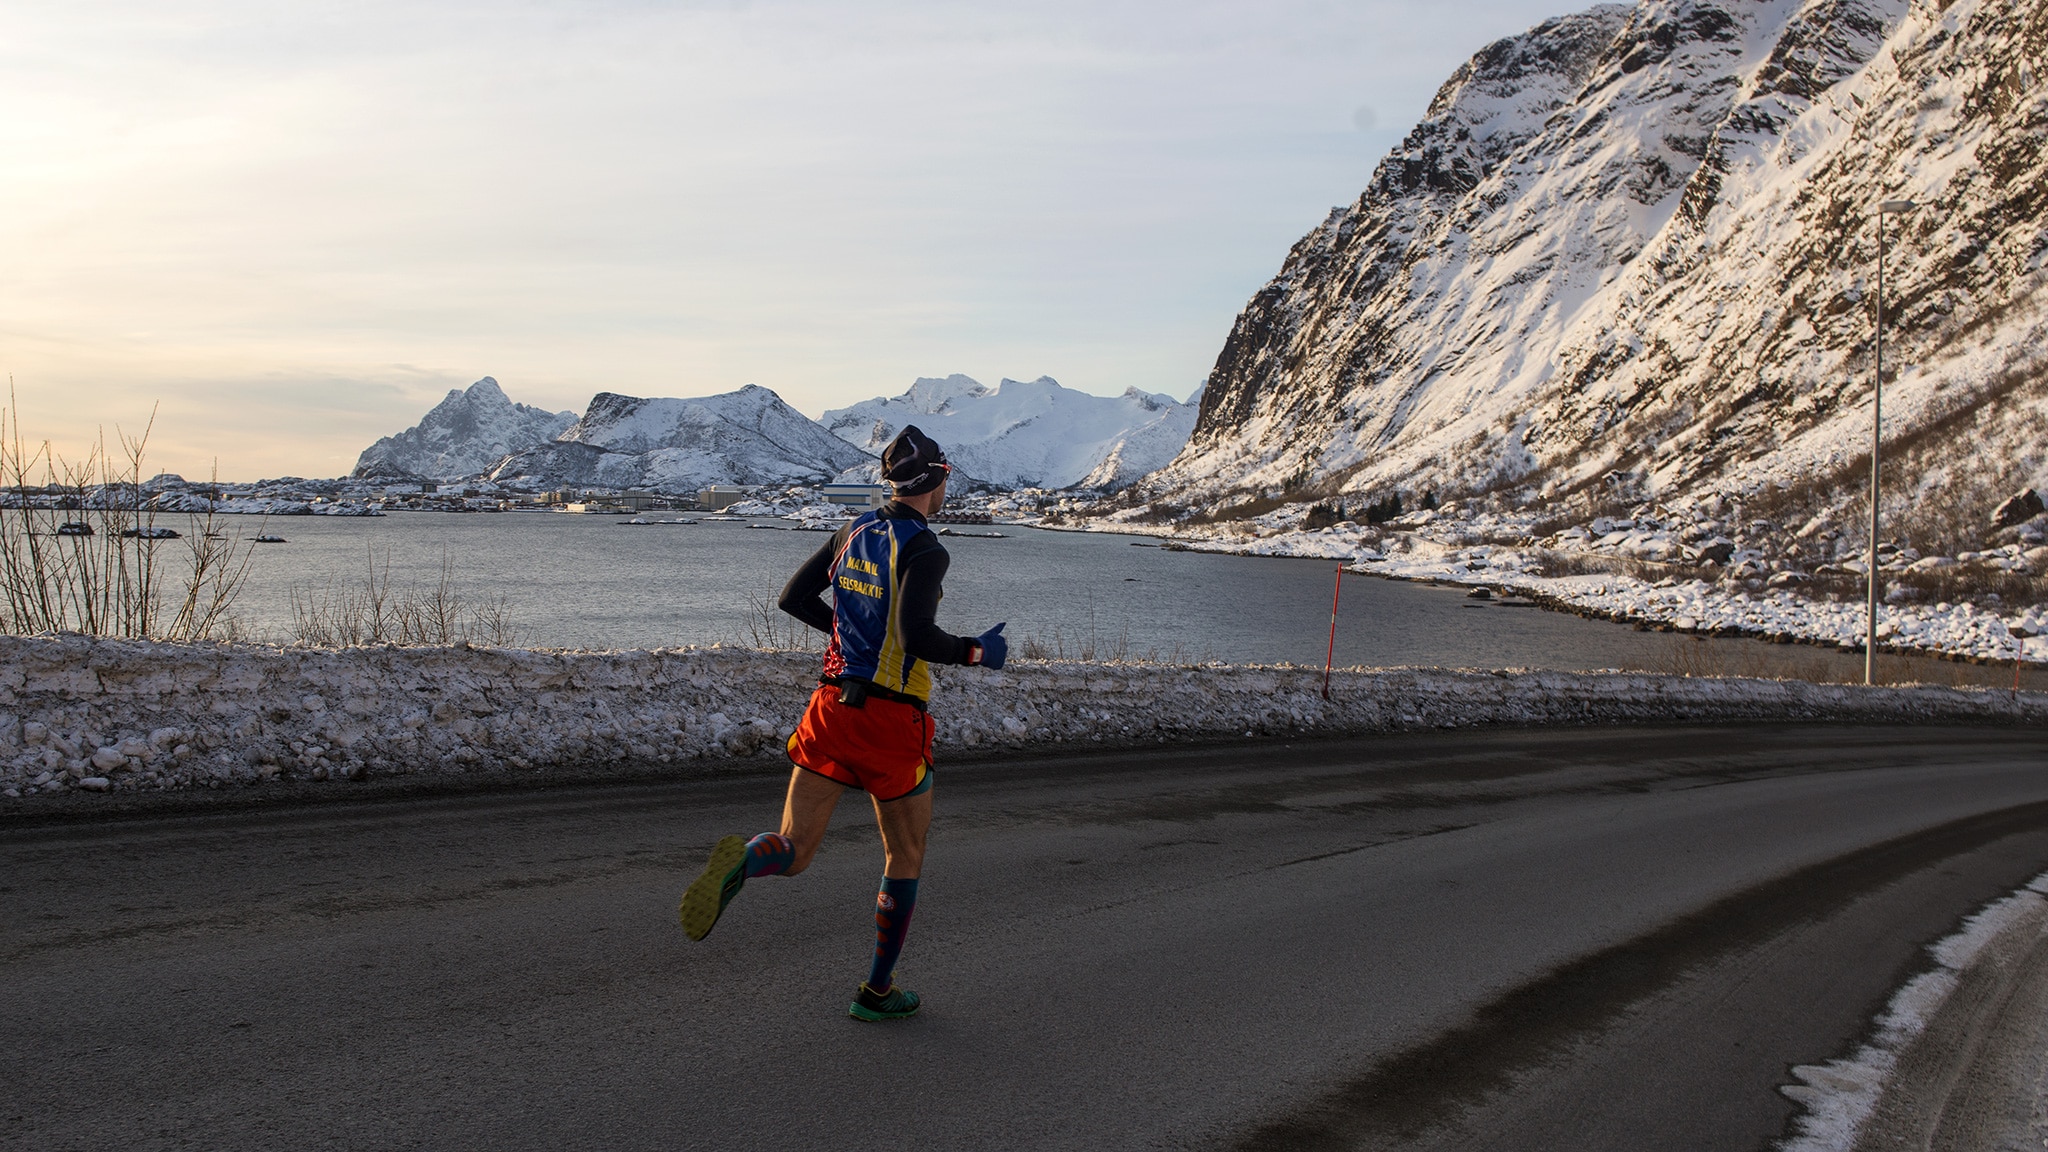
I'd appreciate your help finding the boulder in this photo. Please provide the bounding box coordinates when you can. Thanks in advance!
[1695,541,1736,566]
[1992,488,2045,528]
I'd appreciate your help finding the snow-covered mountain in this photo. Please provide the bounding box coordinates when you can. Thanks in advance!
[487,385,874,493]
[1142,0,2048,543]
[824,375,1199,490]
[353,378,576,482]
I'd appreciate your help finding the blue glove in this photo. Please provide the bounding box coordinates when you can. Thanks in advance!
[973,622,1007,670]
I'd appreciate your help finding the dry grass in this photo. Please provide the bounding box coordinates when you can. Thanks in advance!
[1648,631,2046,690]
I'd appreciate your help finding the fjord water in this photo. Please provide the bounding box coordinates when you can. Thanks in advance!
[213,511,1867,677]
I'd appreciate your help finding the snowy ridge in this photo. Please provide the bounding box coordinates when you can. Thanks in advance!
[824,375,1199,490]
[488,385,874,493]
[1147,0,2048,536]
[3,634,2042,799]
[353,378,576,482]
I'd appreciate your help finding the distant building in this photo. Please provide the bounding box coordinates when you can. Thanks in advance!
[821,483,888,510]
[616,491,665,512]
[697,485,750,511]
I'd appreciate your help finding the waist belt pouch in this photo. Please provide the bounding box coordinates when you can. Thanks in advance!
[836,678,870,709]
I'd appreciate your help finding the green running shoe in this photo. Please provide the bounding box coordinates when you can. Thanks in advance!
[679,835,748,941]
[849,982,920,1022]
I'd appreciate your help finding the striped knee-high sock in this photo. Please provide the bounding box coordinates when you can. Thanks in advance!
[743,833,794,878]
[866,876,920,991]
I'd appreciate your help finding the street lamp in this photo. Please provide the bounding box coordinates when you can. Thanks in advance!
[1867,197,1916,685]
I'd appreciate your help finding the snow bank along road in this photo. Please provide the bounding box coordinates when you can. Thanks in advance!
[6,724,2048,1150]
[5,634,2046,801]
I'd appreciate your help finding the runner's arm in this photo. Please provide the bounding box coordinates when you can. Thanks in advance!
[776,529,843,634]
[896,538,975,665]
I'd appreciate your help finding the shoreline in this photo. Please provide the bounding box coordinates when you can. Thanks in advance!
[1026,514,2046,670]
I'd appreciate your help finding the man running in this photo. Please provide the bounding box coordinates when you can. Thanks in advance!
[678,425,1007,1022]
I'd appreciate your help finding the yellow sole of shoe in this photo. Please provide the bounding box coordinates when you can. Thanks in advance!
[679,835,747,941]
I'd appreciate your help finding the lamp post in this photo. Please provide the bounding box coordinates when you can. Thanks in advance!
[1867,197,1916,685]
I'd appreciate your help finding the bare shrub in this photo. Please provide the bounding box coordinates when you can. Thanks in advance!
[1183,493,1291,526]
[1127,502,1187,525]
[1017,624,1207,665]
[1889,564,2047,607]
[1016,623,1130,663]
[290,548,518,648]
[736,594,824,652]
[0,389,253,641]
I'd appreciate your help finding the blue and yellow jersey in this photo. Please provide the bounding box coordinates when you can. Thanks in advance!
[821,510,936,701]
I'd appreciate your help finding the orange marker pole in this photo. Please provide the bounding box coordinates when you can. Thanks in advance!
[1323,566,1344,700]
[2016,628,2027,699]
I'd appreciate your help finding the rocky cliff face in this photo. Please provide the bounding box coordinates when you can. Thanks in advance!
[488,384,873,493]
[824,375,1199,490]
[352,378,576,481]
[1146,0,2048,546]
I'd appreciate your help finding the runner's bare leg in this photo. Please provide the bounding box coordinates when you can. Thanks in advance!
[873,787,932,879]
[779,768,848,876]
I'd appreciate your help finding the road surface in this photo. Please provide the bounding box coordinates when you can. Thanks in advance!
[6,723,2048,1150]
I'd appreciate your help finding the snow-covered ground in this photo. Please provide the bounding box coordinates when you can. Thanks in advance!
[1,634,2039,800]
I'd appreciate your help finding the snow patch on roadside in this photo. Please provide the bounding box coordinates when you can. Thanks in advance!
[1776,870,2048,1151]
[0,634,2043,800]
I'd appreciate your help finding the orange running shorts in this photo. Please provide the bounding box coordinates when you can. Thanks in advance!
[786,683,935,801]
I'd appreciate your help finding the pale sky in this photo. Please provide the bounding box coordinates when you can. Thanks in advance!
[3,0,1576,481]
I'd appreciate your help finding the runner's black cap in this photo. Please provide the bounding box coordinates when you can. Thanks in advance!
[882,425,950,496]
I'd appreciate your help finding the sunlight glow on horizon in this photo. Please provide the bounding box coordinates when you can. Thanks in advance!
[3,0,1576,481]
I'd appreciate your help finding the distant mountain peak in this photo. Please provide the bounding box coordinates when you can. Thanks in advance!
[489,385,874,493]
[353,377,577,482]
[823,374,1198,490]
[900,375,990,415]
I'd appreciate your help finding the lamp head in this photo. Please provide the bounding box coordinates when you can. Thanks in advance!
[1879,199,1917,214]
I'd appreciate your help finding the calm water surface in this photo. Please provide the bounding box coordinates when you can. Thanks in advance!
[201,510,1935,681]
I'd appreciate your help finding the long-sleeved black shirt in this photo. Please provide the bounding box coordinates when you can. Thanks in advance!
[777,501,975,668]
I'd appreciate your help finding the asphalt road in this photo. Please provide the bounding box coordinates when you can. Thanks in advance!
[6,724,2048,1151]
